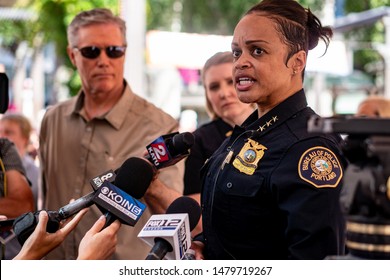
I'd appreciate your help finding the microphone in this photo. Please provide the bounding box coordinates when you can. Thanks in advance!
[58,157,153,222]
[13,157,155,245]
[12,211,61,245]
[145,132,194,169]
[0,218,15,232]
[138,196,201,260]
[93,157,155,228]
[0,73,9,114]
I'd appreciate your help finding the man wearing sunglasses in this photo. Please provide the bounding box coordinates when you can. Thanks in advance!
[39,8,183,260]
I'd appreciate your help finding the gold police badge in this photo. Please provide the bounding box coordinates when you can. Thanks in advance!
[233,139,267,175]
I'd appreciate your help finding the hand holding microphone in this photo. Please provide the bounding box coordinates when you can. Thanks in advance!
[77,215,121,260]
[13,209,88,260]
[94,157,155,228]
[13,157,155,245]
[142,132,195,214]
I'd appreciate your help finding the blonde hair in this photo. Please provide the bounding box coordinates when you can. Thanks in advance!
[202,51,234,120]
[356,96,390,118]
[1,113,32,141]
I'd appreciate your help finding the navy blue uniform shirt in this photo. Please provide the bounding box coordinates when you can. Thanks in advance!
[184,118,233,195]
[201,89,346,260]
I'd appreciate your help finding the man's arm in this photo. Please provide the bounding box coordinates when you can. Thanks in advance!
[143,156,184,214]
[0,170,33,217]
[144,177,182,214]
[144,175,203,238]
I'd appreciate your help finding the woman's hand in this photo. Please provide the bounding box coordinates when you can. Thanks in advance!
[14,209,88,260]
[77,216,121,260]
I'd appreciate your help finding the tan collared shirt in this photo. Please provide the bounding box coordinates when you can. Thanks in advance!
[39,81,183,259]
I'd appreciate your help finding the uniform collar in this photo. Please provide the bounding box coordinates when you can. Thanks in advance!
[236,89,308,137]
[68,80,135,130]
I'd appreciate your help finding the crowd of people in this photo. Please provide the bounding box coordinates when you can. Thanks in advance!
[1,0,390,260]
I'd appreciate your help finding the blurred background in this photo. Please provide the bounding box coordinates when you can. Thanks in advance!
[0,0,389,132]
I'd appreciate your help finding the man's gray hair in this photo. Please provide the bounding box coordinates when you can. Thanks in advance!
[67,8,126,47]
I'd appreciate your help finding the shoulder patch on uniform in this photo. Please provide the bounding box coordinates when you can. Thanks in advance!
[298,146,343,188]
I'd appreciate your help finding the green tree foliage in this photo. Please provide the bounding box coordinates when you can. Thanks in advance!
[1,0,119,61]
[0,0,119,96]
[32,0,118,63]
[343,0,390,76]
[147,0,324,35]
[31,0,119,95]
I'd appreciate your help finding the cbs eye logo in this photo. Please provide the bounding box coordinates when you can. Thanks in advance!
[101,186,109,195]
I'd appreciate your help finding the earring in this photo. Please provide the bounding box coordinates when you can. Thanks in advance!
[293,69,297,75]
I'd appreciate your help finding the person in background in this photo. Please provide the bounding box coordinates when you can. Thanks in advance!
[191,0,347,260]
[355,95,390,117]
[39,8,183,260]
[184,51,255,198]
[0,138,34,259]
[0,113,40,210]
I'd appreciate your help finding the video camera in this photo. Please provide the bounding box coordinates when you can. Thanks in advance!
[308,116,390,259]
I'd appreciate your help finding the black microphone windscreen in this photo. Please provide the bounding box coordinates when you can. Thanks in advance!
[0,218,15,231]
[171,132,194,154]
[166,196,201,231]
[0,73,9,114]
[114,157,155,199]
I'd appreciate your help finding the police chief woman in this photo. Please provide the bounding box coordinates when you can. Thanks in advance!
[192,0,347,260]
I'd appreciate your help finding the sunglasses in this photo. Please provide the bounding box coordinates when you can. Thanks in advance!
[73,46,126,59]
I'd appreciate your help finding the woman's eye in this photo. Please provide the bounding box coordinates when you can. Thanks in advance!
[209,83,220,91]
[253,48,264,56]
[232,50,241,58]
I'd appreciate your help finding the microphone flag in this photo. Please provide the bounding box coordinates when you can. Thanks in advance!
[93,181,146,226]
[138,213,191,260]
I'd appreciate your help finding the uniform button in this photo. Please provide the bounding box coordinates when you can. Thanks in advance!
[226,182,233,188]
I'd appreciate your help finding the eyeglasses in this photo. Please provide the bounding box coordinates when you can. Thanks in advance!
[73,46,126,59]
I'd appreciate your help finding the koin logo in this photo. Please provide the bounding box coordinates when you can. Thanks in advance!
[100,187,142,216]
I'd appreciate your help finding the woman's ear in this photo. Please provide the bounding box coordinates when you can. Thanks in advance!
[291,50,307,75]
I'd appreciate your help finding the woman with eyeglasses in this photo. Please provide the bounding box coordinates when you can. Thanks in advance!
[39,8,184,260]
[191,0,347,260]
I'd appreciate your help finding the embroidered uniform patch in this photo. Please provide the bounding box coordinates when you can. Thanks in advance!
[298,146,343,188]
